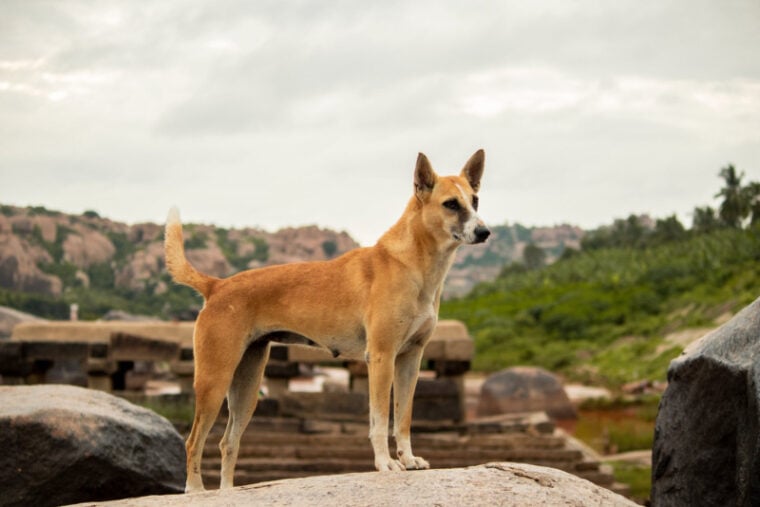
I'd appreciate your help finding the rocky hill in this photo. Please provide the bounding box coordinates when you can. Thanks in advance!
[0,204,582,317]
[446,223,584,298]
[0,205,357,298]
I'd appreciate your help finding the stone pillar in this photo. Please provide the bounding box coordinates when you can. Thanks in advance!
[264,360,299,398]
[86,343,115,392]
[170,347,195,394]
[347,361,369,394]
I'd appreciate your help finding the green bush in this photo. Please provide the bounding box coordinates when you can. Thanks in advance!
[441,226,760,386]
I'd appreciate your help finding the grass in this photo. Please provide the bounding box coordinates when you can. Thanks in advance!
[441,226,760,388]
[610,461,651,505]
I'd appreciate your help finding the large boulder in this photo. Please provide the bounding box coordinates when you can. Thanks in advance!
[0,385,185,507]
[63,462,636,507]
[652,297,760,506]
[0,305,44,338]
[477,366,577,420]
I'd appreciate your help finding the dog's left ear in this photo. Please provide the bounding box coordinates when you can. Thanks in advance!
[415,152,438,195]
[460,149,485,192]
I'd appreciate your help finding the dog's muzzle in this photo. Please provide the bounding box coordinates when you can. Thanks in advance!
[473,225,490,244]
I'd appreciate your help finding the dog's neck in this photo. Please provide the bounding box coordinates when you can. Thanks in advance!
[377,197,459,299]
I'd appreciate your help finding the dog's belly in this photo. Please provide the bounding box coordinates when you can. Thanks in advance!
[261,329,367,361]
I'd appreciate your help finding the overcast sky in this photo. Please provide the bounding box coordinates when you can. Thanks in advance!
[1,0,758,245]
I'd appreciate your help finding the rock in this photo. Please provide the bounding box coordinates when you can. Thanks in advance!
[0,385,185,507]
[64,462,636,507]
[0,234,62,296]
[114,242,165,291]
[100,309,162,322]
[62,226,116,267]
[652,297,760,507]
[0,305,44,338]
[477,366,577,420]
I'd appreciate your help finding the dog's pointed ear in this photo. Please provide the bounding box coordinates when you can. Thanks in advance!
[460,149,485,192]
[414,152,437,195]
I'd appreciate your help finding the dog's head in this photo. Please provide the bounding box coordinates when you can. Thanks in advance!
[414,149,490,246]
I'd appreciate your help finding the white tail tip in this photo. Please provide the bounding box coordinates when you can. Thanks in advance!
[167,206,181,225]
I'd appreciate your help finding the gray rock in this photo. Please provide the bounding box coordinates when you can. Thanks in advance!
[0,385,185,507]
[64,462,637,507]
[477,366,577,420]
[0,305,44,338]
[652,297,760,507]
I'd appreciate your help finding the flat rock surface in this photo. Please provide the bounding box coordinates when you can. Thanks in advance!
[67,462,637,507]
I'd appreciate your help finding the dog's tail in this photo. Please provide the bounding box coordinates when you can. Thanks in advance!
[164,207,216,299]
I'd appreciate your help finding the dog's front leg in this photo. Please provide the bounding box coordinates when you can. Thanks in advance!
[367,344,404,471]
[393,344,430,470]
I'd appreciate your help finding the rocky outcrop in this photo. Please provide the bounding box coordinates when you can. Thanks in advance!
[652,297,760,506]
[0,204,584,302]
[0,384,185,507]
[64,462,636,507]
[0,233,62,296]
[445,223,584,298]
[62,225,116,267]
[477,366,577,421]
[0,305,44,338]
[0,205,360,299]
[114,242,165,291]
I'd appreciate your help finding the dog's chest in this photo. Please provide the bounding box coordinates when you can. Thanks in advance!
[402,303,437,346]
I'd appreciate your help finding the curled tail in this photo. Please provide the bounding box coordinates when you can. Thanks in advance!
[164,207,215,299]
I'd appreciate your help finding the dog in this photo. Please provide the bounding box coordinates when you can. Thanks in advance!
[164,150,489,492]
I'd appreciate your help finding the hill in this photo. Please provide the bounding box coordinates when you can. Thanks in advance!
[0,205,358,320]
[445,223,583,297]
[440,226,760,387]
[0,204,579,319]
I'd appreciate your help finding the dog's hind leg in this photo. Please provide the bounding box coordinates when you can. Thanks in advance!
[185,365,233,492]
[218,341,270,489]
[185,321,242,493]
[393,343,431,470]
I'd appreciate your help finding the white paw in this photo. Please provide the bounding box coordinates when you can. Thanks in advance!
[375,457,406,472]
[399,453,430,470]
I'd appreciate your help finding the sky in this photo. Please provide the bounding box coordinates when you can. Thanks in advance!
[1,0,759,246]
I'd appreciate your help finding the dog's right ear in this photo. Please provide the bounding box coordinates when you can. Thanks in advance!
[414,153,437,197]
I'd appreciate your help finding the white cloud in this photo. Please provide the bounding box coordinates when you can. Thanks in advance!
[0,0,758,245]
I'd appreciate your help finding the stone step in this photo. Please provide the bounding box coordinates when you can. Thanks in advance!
[202,456,586,475]
[203,430,568,452]
[202,441,571,462]
[202,446,584,465]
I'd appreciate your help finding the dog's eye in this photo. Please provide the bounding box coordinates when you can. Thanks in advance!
[472,195,479,211]
[443,199,461,211]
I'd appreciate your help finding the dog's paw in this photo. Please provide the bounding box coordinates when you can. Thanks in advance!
[399,454,430,470]
[375,457,406,472]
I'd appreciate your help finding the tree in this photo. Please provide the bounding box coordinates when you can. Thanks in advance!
[692,206,720,233]
[652,215,686,244]
[715,164,748,228]
[743,182,760,226]
[523,243,546,270]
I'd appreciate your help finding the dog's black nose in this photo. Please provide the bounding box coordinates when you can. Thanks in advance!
[474,226,490,243]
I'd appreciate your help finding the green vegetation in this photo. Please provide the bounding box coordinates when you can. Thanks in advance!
[183,226,208,250]
[322,240,337,258]
[610,461,651,504]
[442,226,760,384]
[441,165,760,387]
[217,228,270,270]
[107,231,137,263]
[0,289,69,319]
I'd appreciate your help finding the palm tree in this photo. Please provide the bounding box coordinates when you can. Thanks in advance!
[715,164,748,228]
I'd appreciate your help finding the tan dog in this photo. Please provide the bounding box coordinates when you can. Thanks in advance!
[165,150,489,492]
